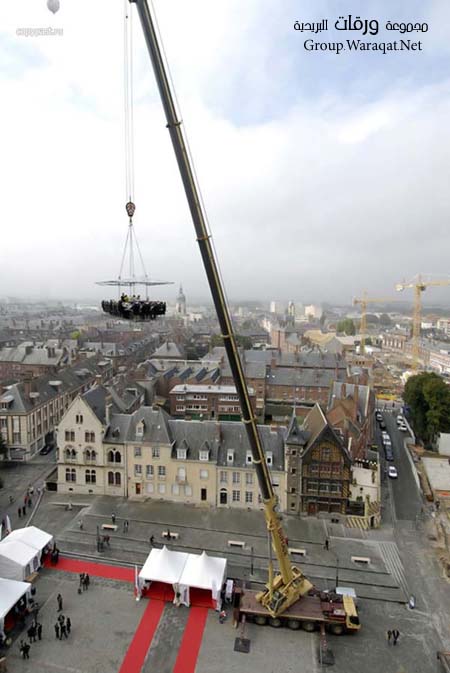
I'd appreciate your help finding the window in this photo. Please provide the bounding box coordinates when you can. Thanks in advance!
[185,485,192,497]
[266,451,273,466]
[152,447,160,459]
[330,482,342,494]
[85,469,96,484]
[108,471,121,486]
[146,465,154,479]
[146,482,154,494]
[134,446,142,458]
[108,450,121,463]
[76,414,83,424]
[136,422,145,437]
[158,465,166,478]
[246,451,253,465]
[307,480,318,493]
[227,450,234,464]
[232,472,240,484]
[199,469,209,480]
[135,464,142,476]
[199,450,209,461]
[65,468,76,482]
[172,484,180,495]
[245,472,253,486]
[85,449,96,463]
[245,491,253,504]
[220,471,227,483]
[331,462,341,476]
[177,448,187,460]
[65,430,75,442]
[232,490,240,502]
[158,483,166,494]
[321,447,331,461]
[310,463,320,476]
[64,447,76,461]
[85,431,95,443]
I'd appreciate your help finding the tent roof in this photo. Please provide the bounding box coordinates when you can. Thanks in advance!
[178,551,227,592]
[6,526,53,551]
[0,578,31,620]
[0,539,38,566]
[139,546,189,585]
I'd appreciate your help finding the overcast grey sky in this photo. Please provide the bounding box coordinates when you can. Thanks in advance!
[0,0,449,305]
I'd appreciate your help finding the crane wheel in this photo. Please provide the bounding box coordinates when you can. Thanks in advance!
[329,624,344,635]
[268,618,282,628]
[254,616,267,626]
[302,621,315,632]
[287,619,301,630]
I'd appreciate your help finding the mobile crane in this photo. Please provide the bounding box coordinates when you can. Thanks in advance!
[129,0,360,634]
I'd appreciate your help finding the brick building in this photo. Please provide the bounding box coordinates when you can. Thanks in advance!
[169,384,256,421]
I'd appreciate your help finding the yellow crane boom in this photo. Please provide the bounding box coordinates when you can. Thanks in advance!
[353,292,399,355]
[396,275,450,369]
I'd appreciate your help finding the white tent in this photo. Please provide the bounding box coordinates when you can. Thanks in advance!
[0,539,40,581]
[177,551,227,607]
[139,546,189,585]
[6,526,53,560]
[0,578,31,637]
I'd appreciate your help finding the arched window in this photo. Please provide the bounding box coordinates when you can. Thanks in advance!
[64,447,76,461]
[65,468,76,483]
[108,450,114,463]
[85,469,96,484]
[108,471,114,485]
[114,451,121,464]
[85,448,97,463]
[115,472,121,486]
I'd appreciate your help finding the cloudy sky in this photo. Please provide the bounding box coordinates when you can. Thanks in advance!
[1,0,449,305]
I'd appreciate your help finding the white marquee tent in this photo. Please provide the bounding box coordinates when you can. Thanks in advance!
[138,547,227,608]
[0,578,31,637]
[0,539,40,581]
[178,551,227,606]
[139,546,189,585]
[6,526,53,560]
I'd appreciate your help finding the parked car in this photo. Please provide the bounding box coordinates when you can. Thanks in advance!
[376,412,383,421]
[398,424,408,432]
[385,446,394,461]
[388,466,398,478]
[379,421,386,430]
[396,415,404,425]
[40,444,54,455]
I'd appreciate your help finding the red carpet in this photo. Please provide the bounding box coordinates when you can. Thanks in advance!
[119,599,165,673]
[173,607,209,673]
[43,556,134,582]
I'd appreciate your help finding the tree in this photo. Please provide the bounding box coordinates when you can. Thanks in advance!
[404,372,450,445]
[336,318,356,336]
[379,314,392,326]
[210,334,252,350]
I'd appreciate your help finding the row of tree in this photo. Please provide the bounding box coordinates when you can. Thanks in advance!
[404,372,450,445]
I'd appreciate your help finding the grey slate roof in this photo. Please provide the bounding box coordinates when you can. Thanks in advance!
[266,367,342,388]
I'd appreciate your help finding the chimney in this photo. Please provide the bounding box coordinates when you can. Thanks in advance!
[105,403,112,426]
[25,345,33,355]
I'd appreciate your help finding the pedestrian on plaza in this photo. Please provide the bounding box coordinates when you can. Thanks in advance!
[111,512,116,525]
[58,614,65,626]
[22,505,26,517]
[387,629,392,644]
[436,500,440,511]
[82,574,88,591]
[66,617,71,635]
[85,573,90,589]
[27,496,32,508]
[78,519,83,530]
[60,621,68,639]
[54,623,60,639]
[57,593,63,611]
[79,573,85,590]
[103,534,110,547]
[18,507,22,519]
[392,629,400,645]
[149,535,155,547]
[37,623,42,641]
[27,624,36,643]
[123,519,129,533]
[324,538,329,551]
[20,640,30,659]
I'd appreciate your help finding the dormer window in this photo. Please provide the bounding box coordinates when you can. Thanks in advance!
[266,451,273,467]
[136,421,145,438]
[227,450,234,464]
[199,450,209,462]
[246,451,253,465]
[177,448,187,460]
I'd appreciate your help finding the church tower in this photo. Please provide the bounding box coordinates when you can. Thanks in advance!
[175,285,186,316]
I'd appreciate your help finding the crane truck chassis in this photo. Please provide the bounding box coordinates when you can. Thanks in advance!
[233,585,360,634]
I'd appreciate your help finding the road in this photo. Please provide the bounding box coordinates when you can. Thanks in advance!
[381,411,422,521]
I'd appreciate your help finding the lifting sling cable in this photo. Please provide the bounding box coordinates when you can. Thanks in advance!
[124,0,135,206]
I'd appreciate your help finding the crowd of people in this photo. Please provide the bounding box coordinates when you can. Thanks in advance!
[101,294,166,321]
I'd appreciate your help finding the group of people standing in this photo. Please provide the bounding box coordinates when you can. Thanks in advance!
[101,296,166,321]
[387,628,401,645]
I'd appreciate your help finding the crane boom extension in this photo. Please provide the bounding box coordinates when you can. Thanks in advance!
[130,0,311,616]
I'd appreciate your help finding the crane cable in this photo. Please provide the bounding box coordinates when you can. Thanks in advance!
[124,0,135,209]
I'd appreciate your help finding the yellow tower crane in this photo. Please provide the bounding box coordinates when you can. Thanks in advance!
[396,275,450,370]
[353,292,399,355]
